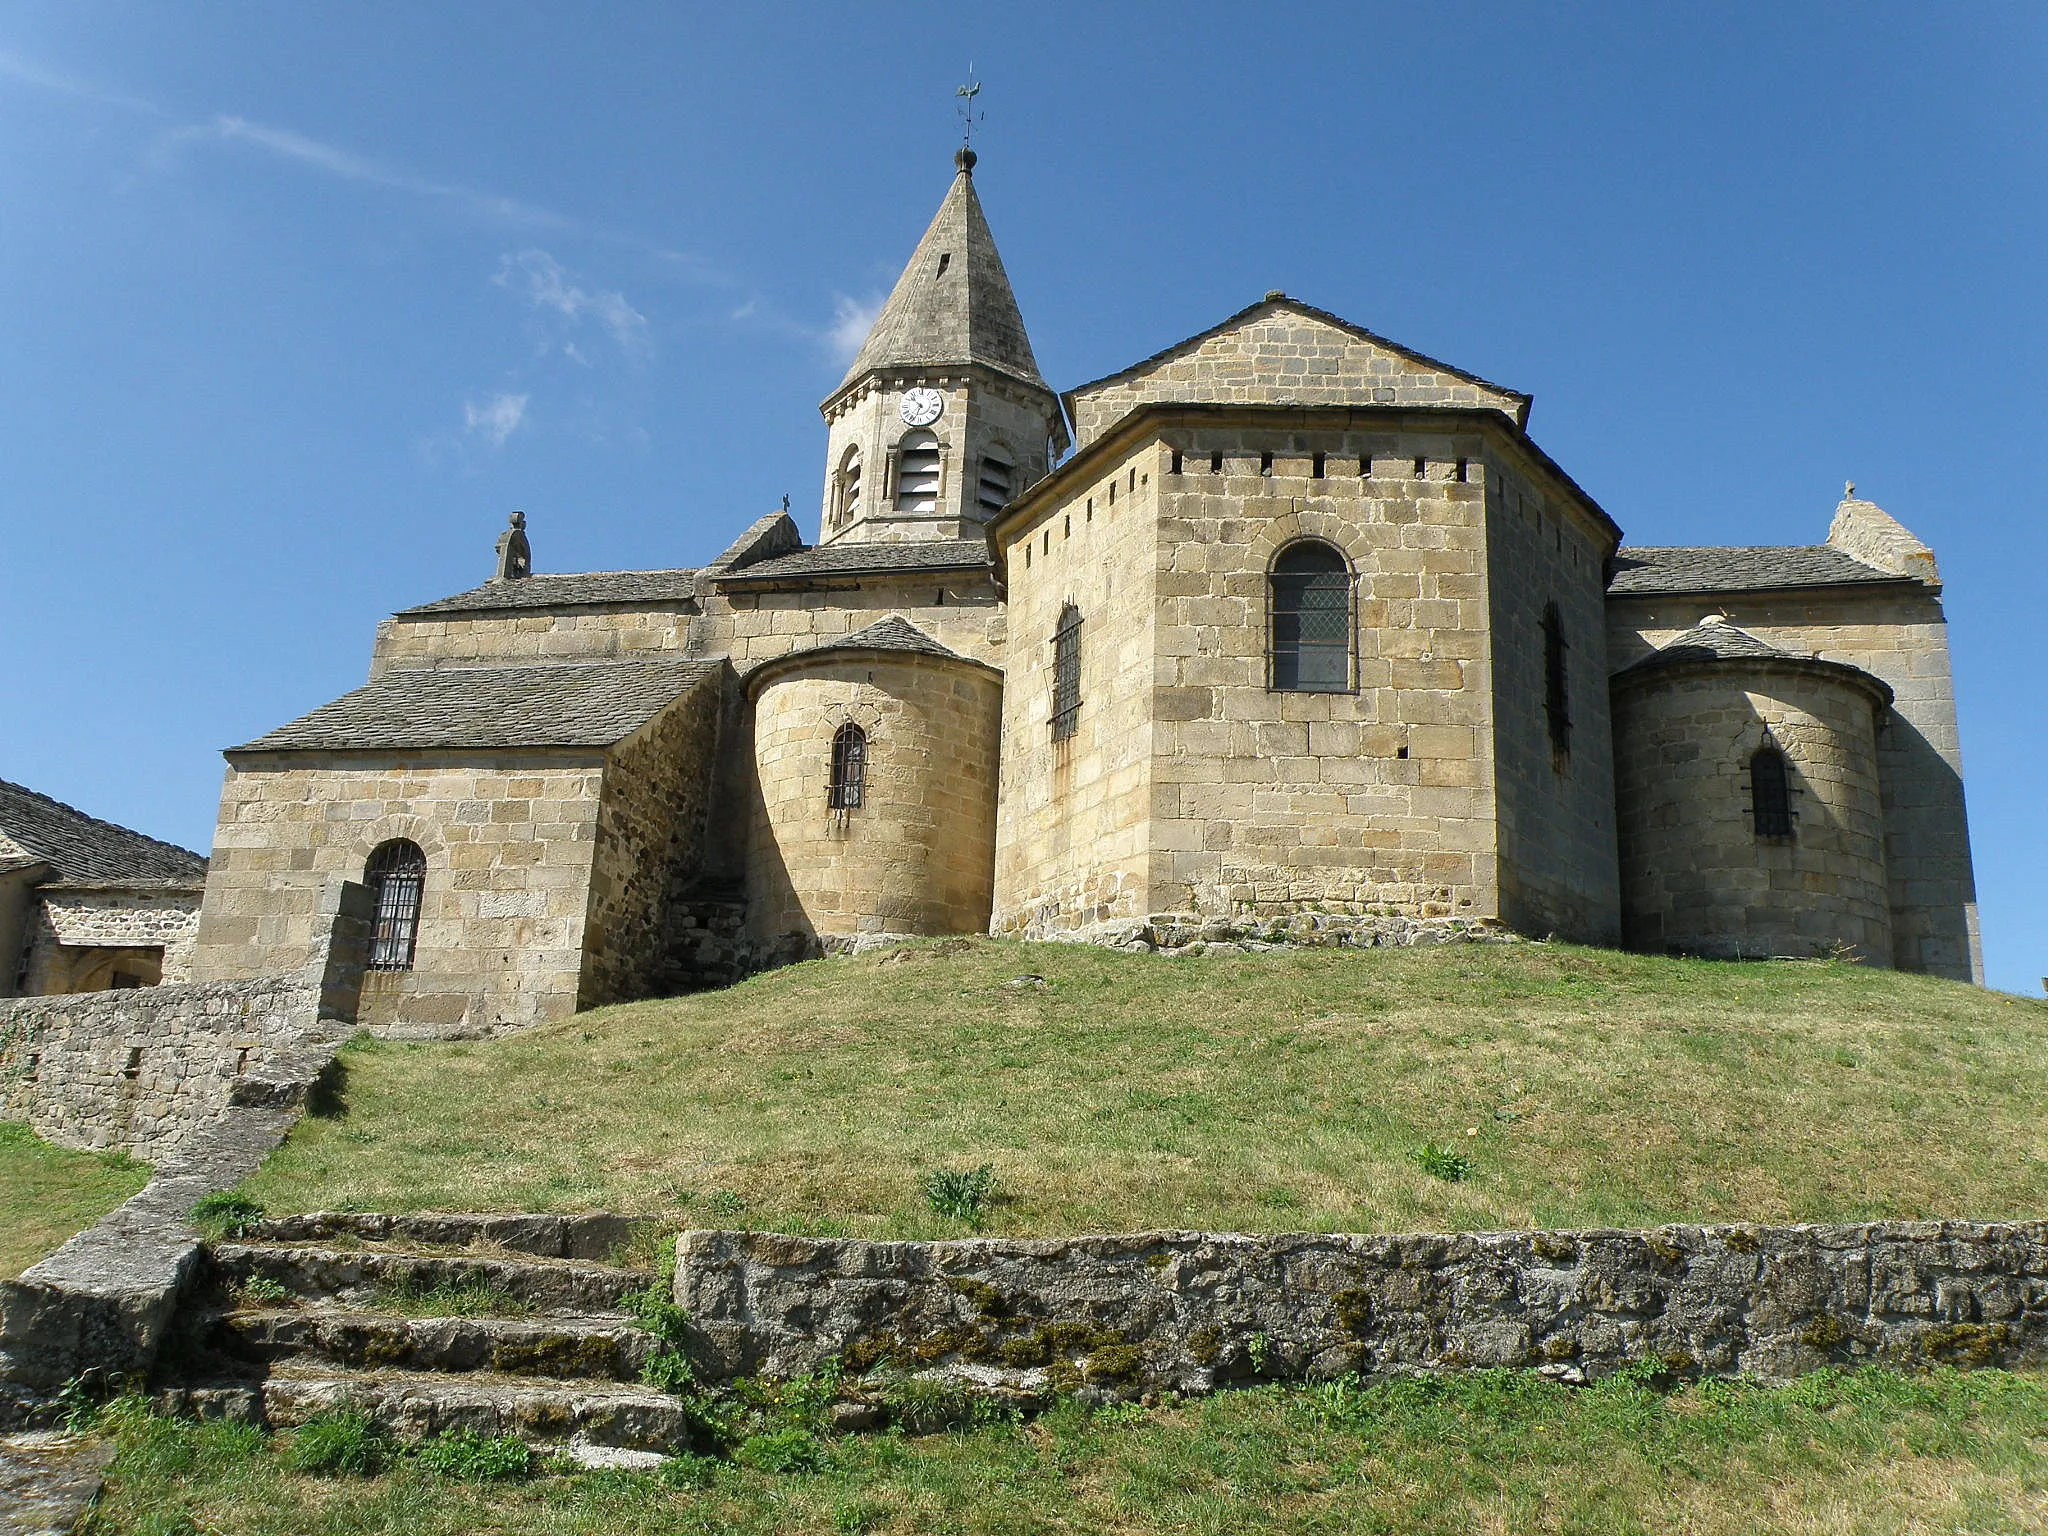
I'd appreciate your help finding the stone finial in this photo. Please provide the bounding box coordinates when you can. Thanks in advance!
[1844,480,1856,500]
[493,511,532,582]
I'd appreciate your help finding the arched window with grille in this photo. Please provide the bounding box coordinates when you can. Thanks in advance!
[1751,746,1794,838]
[828,722,868,810]
[834,446,862,530]
[365,839,426,971]
[1269,541,1351,692]
[1050,603,1083,741]
[1542,601,1572,758]
[895,429,941,513]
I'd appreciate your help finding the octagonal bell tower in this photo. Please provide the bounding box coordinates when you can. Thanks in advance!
[818,148,1069,546]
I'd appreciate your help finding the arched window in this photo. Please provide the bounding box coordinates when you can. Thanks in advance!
[1751,747,1794,838]
[828,723,867,810]
[834,447,861,530]
[1542,601,1571,758]
[1051,603,1083,741]
[1269,541,1351,692]
[977,451,1013,514]
[895,430,941,513]
[365,839,426,972]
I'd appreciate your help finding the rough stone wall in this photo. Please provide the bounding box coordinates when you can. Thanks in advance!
[579,682,723,1007]
[1484,455,1621,943]
[992,444,1161,936]
[676,1221,2048,1395]
[369,604,696,678]
[17,891,202,995]
[1142,423,1500,921]
[191,753,606,1035]
[1612,664,1892,962]
[0,977,314,1161]
[1066,306,1524,450]
[747,656,1002,954]
[1607,584,1978,981]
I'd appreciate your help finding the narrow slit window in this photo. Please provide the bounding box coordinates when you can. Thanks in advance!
[1260,451,1274,476]
[1360,454,1373,478]
[1051,603,1083,741]
[1413,456,1428,478]
[366,839,426,972]
[1210,451,1224,474]
[895,429,941,513]
[1542,602,1571,758]
[1170,450,1183,474]
[1751,748,1794,837]
[1455,458,1469,482]
[1270,541,1352,692]
[829,723,868,810]
[1312,452,1326,479]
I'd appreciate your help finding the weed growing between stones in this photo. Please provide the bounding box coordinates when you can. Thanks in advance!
[233,1274,295,1307]
[922,1164,997,1225]
[415,1428,533,1481]
[372,1275,532,1319]
[279,1408,387,1476]
[189,1192,264,1241]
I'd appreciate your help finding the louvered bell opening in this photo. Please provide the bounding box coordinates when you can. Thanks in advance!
[897,432,942,514]
[978,458,1013,513]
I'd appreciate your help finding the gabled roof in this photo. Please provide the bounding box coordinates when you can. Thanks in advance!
[1607,546,1901,596]
[1062,294,1531,432]
[233,658,720,755]
[398,570,699,617]
[0,778,207,886]
[833,153,1049,399]
[713,538,994,587]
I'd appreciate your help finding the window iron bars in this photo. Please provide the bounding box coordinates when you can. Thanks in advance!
[828,722,868,810]
[1270,541,1351,692]
[365,839,426,971]
[1751,747,1794,837]
[1542,602,1572,756]
[1051,604,1083,740]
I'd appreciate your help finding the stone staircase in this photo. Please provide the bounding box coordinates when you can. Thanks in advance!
[155,1214,704,1457]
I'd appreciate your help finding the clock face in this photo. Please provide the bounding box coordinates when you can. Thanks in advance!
[899,388,945,427]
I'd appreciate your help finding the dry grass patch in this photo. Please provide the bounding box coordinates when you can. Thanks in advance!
[242,940,2048,1237]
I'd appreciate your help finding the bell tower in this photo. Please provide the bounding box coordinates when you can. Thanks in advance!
[818,148,1068,546]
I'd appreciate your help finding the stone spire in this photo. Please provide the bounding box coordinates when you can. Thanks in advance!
[835,149,1049,397]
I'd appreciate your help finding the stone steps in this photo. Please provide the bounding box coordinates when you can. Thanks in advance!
[161,1365,703,1454]
[207,1242,652,1316]
[199,1306,658,1383]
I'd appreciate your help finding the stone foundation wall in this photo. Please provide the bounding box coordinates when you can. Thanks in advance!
[676,1221,2048,1397]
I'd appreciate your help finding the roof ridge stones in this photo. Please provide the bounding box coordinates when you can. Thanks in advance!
[233,657,721,755]
[399,569,700,618]
[0,778,207,885]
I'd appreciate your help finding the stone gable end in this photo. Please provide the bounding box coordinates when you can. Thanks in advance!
[1067,307,1526,448]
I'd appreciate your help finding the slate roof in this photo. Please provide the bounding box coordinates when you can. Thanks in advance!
[715,538,994,586]
[234,658,719,754]
[398,570,699,617]
[0,778,207,886]
[835,154,1049,396]
[748,616,986,692]
[1607,546,1898,596]
[1618,619,1895,704]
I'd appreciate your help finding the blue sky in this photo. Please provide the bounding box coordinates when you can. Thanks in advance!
[2,4,2042,992]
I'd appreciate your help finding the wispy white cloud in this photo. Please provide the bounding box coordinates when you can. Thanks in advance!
[0,45,163,115]
[463,392,528,448]
[495,249,650,355]
[826,294,883,365]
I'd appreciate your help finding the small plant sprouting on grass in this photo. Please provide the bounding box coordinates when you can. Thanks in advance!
[280,1408,387,1476]
[923,1164,997,1225]
[1416,1143,1476,1183]
[733,1426,824,1474]
[235,1275,295,1308]
[416,1427,532,1481]
[190,1192,264,1241]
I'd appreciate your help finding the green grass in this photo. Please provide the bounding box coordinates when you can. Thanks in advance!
[0,1119,148,1277]
[82,1367,2048,1534]
[241,939,2048,1237]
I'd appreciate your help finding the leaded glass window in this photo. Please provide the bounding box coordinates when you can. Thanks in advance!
[829,723,868,810]
[1270,541,1351,692]
[1051,603,1082,741]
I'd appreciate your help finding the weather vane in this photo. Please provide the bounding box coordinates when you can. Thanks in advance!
[956,66,983,148]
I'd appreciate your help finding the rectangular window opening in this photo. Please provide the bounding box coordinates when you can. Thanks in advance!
[1260,452,1274,476]
[1170,450,1183,475]
[1360,455,1373,478]
[1455,458,1469,482]
[1210,451,1224,474]
[1312,452,1326,479]
[1413,456,1428,479]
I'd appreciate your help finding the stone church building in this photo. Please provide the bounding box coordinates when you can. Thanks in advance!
[180,148,1981,1035]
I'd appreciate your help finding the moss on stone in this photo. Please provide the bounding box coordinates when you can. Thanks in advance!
[1921,1323,2007,1368]
[1085,1344,1145,1383]
[1332,1288,1372,1337]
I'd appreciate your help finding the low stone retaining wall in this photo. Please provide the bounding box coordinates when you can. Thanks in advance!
[676,1223,2048,1398]
[1046,912,1514,956]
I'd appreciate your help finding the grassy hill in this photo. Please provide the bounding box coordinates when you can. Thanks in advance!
[0,1121,148,1276]
[243,939,2048,1237]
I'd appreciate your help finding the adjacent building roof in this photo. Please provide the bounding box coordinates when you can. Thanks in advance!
[398,569,699,617]
[1607,546,1899,596]
[834,152,1050,398]
[233,658,720,754]
[713,538,994,586]
[746,615,993,694]
[1616,618,1894,705]
[0,778,207,886]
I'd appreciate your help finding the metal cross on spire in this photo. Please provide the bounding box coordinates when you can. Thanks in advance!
[956,67,983,148]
